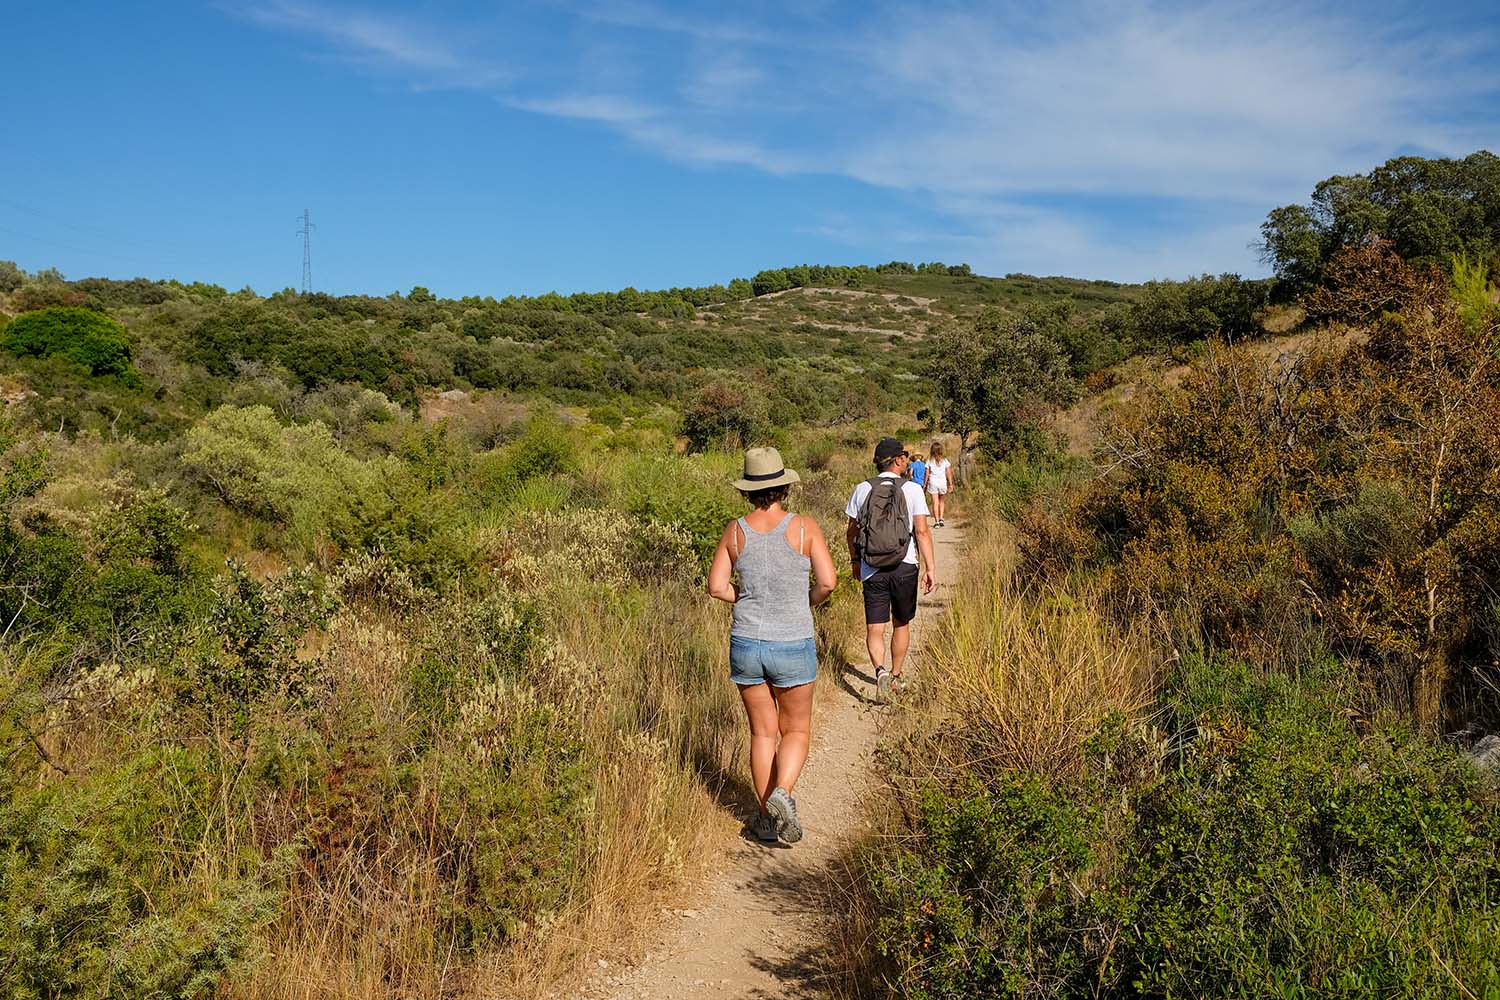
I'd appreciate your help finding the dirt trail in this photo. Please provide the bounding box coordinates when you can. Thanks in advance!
[578,523,968,999]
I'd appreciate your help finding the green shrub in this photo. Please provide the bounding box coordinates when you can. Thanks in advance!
[612,455,742,565]
[867,780,1098,998]
[867,658,1500,998]
[0,745,280,1000]
[680,380,773,452]
[1452,253,1499,332]
[0,306,140,384]
[587,404,624,428]
[468,417,580,507]
[181,405,399,560]
[186,562,334,709]
[430,681,591,942]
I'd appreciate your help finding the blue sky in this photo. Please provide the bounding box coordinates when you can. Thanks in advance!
[3,1,1497,297]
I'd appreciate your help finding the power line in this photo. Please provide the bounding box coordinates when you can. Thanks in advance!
[297,208,315,294]
[0,195,183,254]
[0,221,180,270]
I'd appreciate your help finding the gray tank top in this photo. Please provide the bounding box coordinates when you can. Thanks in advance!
[730,512,815,642]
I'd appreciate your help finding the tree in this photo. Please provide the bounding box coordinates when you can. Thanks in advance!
[680,380,771,452]
[0,306,139,384]
[1260,151,1500,294]
[928,307,1079,458]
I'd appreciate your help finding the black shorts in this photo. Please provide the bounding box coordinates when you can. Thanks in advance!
[862,563,919,626]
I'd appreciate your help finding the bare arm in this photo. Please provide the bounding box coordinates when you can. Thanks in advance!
[845,516,861,575]
[707,521,739,603]
[803,517,837,606]
[913,514,936,594]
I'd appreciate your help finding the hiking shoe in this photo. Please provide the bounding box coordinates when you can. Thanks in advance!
[766,787,803,844]
[749,812,779,843]
[891,673,910,695]
[875,666,892,703]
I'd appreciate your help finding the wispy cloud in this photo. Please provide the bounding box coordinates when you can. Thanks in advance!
[507,93,658,124]
[236,1,509,87]
[234,0,1500,277]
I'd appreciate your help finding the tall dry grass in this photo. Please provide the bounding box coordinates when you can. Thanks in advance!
[906,516,1158,782]
[10,431,877,1000]
[230,578,744,1000]
[235,476,864,999]
[827,507,1161,997]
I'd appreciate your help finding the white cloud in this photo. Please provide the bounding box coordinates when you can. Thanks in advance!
[236,0,1500,277]
[508,93,658,124]
[236,1,509,87]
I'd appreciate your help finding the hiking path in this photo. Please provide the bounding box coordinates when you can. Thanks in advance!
[576,521,967,999]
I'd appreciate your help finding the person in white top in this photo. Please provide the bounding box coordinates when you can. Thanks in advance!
[844,437,936,700]
[926,441,953,527]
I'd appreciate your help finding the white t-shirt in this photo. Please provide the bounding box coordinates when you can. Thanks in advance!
[845,473,930,581]
[927,458,951,491]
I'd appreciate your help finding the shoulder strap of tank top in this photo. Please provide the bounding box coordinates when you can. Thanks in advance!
[732,518,748,559]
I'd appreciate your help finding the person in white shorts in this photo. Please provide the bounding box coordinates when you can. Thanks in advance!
[926,441,952,527]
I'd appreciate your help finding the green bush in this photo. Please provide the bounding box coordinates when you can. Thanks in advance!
[867,658,1500,998]
[868,780,1097,998]
[0,306,140,384]
[186,562,333,710]
[612,455,742,565]
[0,744,280,1000]
[181,405,399,560]
[468,418,580,507]
[429,683,591,942]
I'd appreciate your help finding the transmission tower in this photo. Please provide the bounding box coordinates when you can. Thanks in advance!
[296,209,315,294]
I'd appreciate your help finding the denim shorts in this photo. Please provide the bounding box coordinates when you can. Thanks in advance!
[729,635,818,688]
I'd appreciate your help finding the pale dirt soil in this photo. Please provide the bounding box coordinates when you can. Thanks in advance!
[563,523,968,1000]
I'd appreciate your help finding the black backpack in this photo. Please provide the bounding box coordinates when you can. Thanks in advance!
[857,477,911,570]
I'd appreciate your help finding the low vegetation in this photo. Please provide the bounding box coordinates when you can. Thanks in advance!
[850,152,1500,999]
[4,149,1498,998]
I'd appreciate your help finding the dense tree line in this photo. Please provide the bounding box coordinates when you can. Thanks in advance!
[1260,151,1500,294]
[750,261,972,295]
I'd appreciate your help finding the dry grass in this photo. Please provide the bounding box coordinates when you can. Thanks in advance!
[907,518,1158,781]
[823,506,1160,997]
[227,575,745,1000]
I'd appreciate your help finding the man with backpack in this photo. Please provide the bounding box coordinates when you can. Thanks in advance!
[845,437,937,701]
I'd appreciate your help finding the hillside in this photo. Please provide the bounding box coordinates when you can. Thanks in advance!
[0,263,1147,448]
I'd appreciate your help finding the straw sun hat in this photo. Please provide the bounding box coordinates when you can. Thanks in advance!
[733,447,801,491]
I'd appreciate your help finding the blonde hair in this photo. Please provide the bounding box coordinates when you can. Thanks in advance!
[930,441,945,458]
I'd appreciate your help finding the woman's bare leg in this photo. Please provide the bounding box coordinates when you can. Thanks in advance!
[738,682,779,810]
[768,681,815,794]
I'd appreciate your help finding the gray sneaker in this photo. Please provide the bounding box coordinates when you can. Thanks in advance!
[875,666,892,703]
[749,812,779,843]
[765,787,803,844]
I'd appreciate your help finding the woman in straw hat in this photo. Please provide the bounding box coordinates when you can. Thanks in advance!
[708,447,837,845]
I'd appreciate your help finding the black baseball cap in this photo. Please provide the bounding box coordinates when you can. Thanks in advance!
[873,437,908,463]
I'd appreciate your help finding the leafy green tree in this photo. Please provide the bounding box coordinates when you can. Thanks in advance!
[181,405,396,562]
[929,307,1079,457]
[0,306,139,383]
[1261,151,1500,294]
